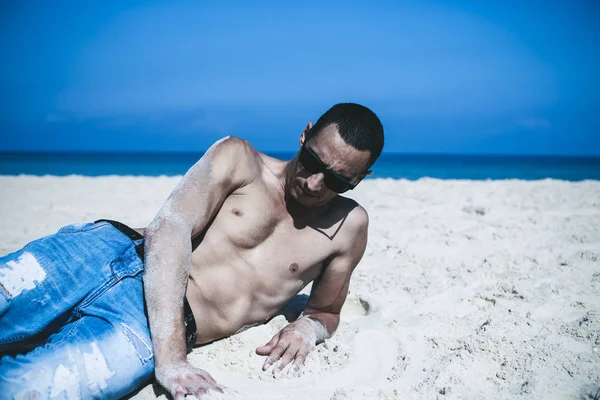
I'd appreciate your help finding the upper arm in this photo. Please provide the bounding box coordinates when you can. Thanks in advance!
[146,136,257,237]
[304,205,369,315]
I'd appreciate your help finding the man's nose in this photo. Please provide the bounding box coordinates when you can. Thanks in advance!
[306,172,325,192]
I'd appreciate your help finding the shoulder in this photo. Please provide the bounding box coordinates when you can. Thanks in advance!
[337,197,369,232]
[320,198,369,272]
[190,136,261,184]
[205,136,257,164]
[333,197,370,252]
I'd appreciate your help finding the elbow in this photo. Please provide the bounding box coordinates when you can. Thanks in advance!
[146,214,191,240]
[143,218,192,262]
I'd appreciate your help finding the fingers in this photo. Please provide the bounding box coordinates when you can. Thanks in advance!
[168,370,223,399]
[288,351,308,376]
[274,345,298,375]
[262,341,289,371]
[293,352,307,369]
[200,370,218,386]
[200,377,225,394]
[256,332,280,355]
[191,376,224,394]
[172,381,223,399]
[173,391,185,400]
[213,385,225,394]
[259,328,315,377]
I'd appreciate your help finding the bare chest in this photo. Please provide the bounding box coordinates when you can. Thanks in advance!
[215,192,282,249]
[191,188,337,281]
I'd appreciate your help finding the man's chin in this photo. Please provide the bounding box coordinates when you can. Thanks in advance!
[290,187,321,207]
[297,197,320,207]
[291,194,314,207]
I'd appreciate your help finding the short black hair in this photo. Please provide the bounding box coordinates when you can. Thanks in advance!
[309,103,384,169]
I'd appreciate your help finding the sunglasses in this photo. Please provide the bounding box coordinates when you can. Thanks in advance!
[298,145,358,193]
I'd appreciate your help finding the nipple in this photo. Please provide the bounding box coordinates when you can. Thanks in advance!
[232,208,244,217]
[289,263,299,273]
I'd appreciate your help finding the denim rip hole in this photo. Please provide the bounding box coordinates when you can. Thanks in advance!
[120,323,153,363]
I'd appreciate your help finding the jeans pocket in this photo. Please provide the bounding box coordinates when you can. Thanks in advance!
[110,253,144,280]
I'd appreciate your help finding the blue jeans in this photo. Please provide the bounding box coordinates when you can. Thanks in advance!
[0,221,154,399]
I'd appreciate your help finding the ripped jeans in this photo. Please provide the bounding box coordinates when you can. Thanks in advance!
[0,221,154,399]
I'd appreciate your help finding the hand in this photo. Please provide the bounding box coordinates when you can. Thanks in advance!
[255,317,318,376]
[155,360,224,399]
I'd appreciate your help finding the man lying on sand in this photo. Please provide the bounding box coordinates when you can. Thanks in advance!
[0,103,384,399]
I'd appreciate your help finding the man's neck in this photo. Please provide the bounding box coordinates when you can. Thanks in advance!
[281,161,333,220]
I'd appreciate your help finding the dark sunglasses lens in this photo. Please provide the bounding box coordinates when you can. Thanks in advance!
[300,146,353,193]
[299,147,323,174]
[324,174,351,193]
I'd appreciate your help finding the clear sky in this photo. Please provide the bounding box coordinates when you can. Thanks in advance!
[1,1,598,154]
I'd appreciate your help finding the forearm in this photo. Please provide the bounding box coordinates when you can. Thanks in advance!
[143,224,191,367]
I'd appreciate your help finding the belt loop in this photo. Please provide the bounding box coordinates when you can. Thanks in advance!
[95,219,145,260]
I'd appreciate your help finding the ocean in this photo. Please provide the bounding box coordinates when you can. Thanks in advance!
[1,152,599,181]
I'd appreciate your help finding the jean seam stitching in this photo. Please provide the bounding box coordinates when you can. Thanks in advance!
[0,332,27,344]
[74,258,143,332]
[111,254,144,286]
[58,223,106,235]
[59,317,86,342]
[74,273,118,316]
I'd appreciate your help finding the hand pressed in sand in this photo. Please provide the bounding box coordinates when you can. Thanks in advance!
[256,317,323,376]
[155,360,224,399]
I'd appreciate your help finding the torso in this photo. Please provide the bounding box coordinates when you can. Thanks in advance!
[140,150,359,345]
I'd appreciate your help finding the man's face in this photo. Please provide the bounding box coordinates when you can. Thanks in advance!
[288,123,372,207]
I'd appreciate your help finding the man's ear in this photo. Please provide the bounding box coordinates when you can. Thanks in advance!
[355,170,372,184]
[355,169,373,185]
[299,121,313,146]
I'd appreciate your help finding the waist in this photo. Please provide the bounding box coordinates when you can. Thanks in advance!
[95,219,144,258]
[94,219,198,351]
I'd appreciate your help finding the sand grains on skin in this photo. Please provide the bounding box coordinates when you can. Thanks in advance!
[0,177,599,399]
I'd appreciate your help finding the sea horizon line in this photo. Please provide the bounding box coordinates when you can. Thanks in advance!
[2,150,600,159]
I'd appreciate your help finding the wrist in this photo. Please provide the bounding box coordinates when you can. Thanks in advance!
[154,351,187,369]
[299,315,330,343]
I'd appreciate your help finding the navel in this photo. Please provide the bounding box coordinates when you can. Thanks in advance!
[289,263,299,273]
[232,208,243,217]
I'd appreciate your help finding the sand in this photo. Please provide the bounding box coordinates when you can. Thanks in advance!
[1,176,599,399]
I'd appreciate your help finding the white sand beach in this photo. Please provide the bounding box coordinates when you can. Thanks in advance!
[1,176,599,400]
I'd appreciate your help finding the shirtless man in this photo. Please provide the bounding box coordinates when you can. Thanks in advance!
[0,103,384,399]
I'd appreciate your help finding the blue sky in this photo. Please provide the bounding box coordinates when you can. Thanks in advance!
[1,1,598,155]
